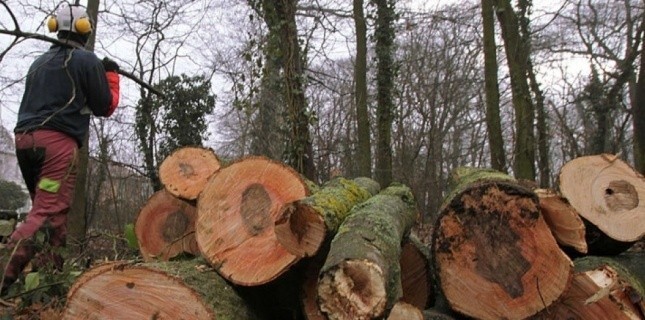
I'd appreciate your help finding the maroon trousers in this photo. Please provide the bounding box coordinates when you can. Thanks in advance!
[1,130,77,290]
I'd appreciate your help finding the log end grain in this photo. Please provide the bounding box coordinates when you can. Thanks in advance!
[317,259,387,320]
[159,146,221,200]
[274,202,326,257]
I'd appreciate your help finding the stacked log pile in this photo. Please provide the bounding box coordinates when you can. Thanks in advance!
[63,149,644,319]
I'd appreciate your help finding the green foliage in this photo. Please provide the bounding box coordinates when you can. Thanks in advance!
[0,179,28,211]
[135,74,215,189]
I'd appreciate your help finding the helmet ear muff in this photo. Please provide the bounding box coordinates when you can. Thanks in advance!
[47,16,58,32]
[74,17,92,35]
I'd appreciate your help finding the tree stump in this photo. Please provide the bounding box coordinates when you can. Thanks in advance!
[159,146,221,200]
[535,188,587,254]
[196,156,310,286]
[275,176,380,257]
[135,189,199,261]
[63,259,260,319]
[559,154,645,254]
[432,167,572,320]
[317,184,417,320]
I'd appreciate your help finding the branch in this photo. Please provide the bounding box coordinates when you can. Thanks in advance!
[0,28,165,98]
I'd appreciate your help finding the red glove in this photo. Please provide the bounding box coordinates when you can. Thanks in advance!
[105,71,120,116]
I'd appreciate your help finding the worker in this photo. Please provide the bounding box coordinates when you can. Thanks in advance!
[1,3,120,295]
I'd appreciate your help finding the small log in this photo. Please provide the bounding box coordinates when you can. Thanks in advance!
[159,146,221,200]
[543,253,645,319]
[432,167,572,320]
[558,154,645,252]
[422,309,458,320]
[317,184,417,320]
[196,156,310,286]
[275,177,381,257]
[535,188,587,254]
[135,189,199,261]
[386,301,424,320]
[63,259,260,319]
[400,235,433,310]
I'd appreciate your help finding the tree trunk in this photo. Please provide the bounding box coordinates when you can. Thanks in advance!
[481,0,506,173]
[535,188,587,254]
[353,0,372,178]
[558,154,645,249]
[195,156,310,286]
[634,13,645,173]
[542,253,645,319]
[135,189,199,261]
[158,146,221,200]
[432,167,572,320]
[317,184,417,320]
[275,177,380,257]
[63,259,261,319]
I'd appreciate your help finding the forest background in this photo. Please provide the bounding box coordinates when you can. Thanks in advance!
[0,0,643,254]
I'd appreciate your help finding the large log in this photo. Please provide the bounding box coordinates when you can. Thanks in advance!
[196,156,310,286]
[317,184,417,320]
[432,167,572,320]
[559,154,645,253]
[63,259,260,319]
[535,188,587,254]
[275,176,381,257]
[543,252,645,319]
[135,189,199,261]
[159,146,221,200]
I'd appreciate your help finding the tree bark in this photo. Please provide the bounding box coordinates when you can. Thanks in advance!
[317,184,417,320]
[558,154,645,247]
[432,167,572,320]
[158,146,221,200]
[63,259,260,319]
[275,177,380,258]
[535,188,587,254]
[353,0,372,178]
[135,189,199,261]
[195,156,310,286]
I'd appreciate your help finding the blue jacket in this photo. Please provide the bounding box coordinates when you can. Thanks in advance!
[14,44,113,147]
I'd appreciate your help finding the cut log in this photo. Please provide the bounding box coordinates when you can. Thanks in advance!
[159,146,221,200]
[400,235,433,310]
[275,176,381,257]
[422,309,458,320]
[432,167,572,320]
[196,156,310,286]
[63,259,260,320]
[543,253,645,319]
[386,301,424,320]
[559,154,645,248]
[535,188,587,254]
[135,189,199,261]
[317,184,417,320]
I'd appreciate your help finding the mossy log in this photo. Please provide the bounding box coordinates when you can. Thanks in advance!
[135,189,199,261]
[275,176,381,257]
[535,188,587,254]
[196,156,310,286]
[432,167,572,320]
[159,146,221,200]
[317,184,417,320]
[542,252,645,319]
[63,259,260,319]
[558,154,645,254]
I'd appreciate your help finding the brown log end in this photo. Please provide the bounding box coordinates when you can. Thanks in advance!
[196,156,309,285]
[159,146,221,200]
[274,202,326,258]
[63,262,214,319]
[559,154,645,242]
[135,189,199,261]
[433,182,572,320]
[545,265,644,319]
[386,301,424,320]
[317,259,387,320]
[400,240,432,309]
[535,188,588,254]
